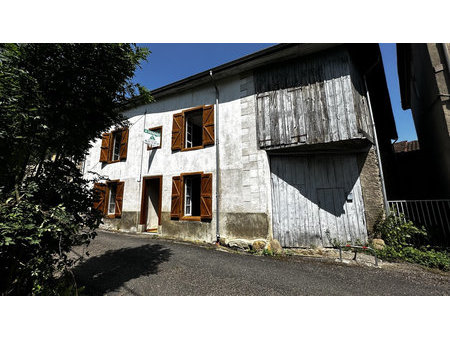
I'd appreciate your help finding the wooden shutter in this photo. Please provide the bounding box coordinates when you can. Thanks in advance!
[200,173,213,220]
[202,105,215,146]
[119,128,129,160]
[114,181,124,218]
[93,183,107,214]
[171,113,183,150]
[99,133,111,162]
[171,176,181,219]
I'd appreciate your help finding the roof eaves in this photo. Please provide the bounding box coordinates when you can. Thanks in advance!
[150,43,342,99]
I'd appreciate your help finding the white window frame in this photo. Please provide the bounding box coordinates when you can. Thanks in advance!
[185,118,193,148]
[111,132,121,161]
[184,177,192,216]
[108,183,117,215]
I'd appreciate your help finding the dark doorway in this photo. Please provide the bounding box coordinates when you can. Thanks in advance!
[140,176,162,232]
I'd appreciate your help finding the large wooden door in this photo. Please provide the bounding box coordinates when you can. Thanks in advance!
[270,154,367,247]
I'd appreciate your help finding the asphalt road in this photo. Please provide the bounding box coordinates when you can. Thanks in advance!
[71,230,450,296]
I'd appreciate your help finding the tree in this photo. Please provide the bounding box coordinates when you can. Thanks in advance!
[0,43,151,295]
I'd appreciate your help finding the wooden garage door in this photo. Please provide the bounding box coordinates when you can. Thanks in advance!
[270,154,367,247]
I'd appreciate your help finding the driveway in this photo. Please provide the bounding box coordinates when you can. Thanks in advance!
[71,230,450,296]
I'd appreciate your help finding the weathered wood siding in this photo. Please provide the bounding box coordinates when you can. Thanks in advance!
[255,47,373,149]
[270,154,367,247]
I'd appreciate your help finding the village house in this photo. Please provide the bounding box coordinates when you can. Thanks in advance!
[82,43,397,248]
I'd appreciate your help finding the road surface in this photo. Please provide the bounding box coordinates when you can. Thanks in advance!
[71,230,449,296]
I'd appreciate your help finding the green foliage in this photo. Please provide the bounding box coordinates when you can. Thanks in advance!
[373,213,427,250]
[373,213,449,271]
[0,160,100,295]
[0,43,151,295]
[262,248,274,256]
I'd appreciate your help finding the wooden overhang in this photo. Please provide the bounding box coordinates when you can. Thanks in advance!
[347,44,398,141]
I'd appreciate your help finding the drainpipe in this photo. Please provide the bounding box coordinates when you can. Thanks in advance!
[136,109,147,226]
[209,70,220,243]
[442,43,450,78]
[363,57,390,215]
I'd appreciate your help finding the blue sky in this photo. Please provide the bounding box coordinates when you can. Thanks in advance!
[134,43,417,142]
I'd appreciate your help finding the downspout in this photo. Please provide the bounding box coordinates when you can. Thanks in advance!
[137,109,147,227]
[362,57,390,215]
[209,70,220,243]
[442,43,450,78]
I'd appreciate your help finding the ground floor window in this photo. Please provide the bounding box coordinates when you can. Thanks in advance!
[171,172,212,221]
[107,182,117,215]
[93,181,124,218]
[184,174,201,216]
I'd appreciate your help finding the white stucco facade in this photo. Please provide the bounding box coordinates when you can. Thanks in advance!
[83,74,272,243]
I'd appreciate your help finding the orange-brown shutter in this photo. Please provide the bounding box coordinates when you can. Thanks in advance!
[99,133,111,162]
[202,105,215,146]
[171,113,183,150]
[200,173,213,220]
[93,183,107,214]
[171,176,181,219]
[119,128,129,160]
[114,181,124,218]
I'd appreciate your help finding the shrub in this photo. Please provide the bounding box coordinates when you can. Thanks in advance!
[0,160,99,295]
[373,213,427,250]
[372,213,449,271]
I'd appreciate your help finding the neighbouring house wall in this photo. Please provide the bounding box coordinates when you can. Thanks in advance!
[405,44,450,198]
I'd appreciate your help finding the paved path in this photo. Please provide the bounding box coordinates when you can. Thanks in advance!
[71,231,449,296]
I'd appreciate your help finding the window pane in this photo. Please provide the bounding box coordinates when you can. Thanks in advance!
[112,132,121,161]
[184,110,202,148]
[108,184,116,214]
[183,175,201,217]
[185,177,192,216]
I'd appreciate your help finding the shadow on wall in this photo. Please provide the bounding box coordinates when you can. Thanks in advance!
[270,153,362,217]
[72,244,171,295]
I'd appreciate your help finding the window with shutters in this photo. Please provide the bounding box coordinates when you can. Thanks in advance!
[171,105,214,151]
[99,127,129,163]
[171,172,212,221]
[92,181,124,218]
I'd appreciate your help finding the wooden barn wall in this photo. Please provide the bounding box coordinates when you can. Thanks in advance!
[270,154,367,248]
[348,59,373,140]
[254,47,373,149]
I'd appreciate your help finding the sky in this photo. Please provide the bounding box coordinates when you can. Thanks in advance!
[134,43,417,142]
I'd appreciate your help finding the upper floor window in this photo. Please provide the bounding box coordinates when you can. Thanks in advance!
[171,105,214,151]
[99,127,129,163]
[111,131,122,161]
[185,109,203,149]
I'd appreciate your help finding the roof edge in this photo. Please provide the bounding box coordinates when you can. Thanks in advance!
[149,43,342,99]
